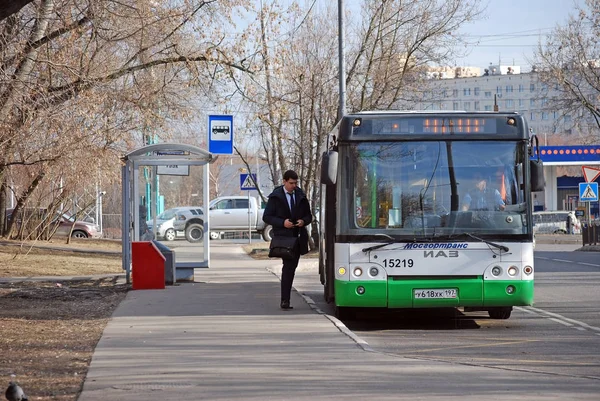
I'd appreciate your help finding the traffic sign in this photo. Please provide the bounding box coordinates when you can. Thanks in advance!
[240,173,257,191]
[579,182,599,202]
[208,115,233,154]
[582,166,600,183]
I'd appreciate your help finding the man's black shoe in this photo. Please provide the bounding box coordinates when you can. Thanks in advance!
[280,300,293,310]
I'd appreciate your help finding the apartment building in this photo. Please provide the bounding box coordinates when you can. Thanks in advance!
[419,65,577,142]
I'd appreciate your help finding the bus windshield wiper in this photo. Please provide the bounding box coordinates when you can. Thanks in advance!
[361,234,397,253]
[456,232,509,253]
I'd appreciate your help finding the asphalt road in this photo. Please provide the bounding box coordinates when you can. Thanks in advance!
[292,243,600,384]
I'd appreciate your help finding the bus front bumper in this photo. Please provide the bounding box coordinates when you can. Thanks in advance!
[334,278,534,308]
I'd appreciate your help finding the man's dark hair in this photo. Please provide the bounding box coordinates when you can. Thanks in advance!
[283,170,298,181]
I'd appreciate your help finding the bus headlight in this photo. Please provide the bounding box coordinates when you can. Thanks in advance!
[491,266,502,277]
[369,267,379,277]
[338,267,346,275]
[523,265,533,275]
[353,267,363,277]
[507,266,518,277]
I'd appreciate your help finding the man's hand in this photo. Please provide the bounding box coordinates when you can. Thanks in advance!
[295,219,304,227]
[284,219,295,228]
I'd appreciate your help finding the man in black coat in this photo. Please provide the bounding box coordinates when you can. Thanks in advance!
[263,170,312,310]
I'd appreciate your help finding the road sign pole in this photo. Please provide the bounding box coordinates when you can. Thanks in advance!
[248,192,251,244]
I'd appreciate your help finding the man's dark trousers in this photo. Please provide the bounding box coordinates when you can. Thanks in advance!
[281,251,300,302]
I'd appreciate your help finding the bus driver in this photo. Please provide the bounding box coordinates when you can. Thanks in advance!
[461,168,506,211]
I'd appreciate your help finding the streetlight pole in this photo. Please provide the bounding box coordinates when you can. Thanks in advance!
[338,0,346,119]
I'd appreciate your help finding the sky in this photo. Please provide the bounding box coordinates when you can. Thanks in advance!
[336,0,585,70]
[454,0,584,69]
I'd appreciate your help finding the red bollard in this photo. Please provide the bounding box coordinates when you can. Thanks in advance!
[131,241,166,290]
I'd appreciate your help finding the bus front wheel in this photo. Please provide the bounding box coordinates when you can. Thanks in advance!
[488,307,512,319]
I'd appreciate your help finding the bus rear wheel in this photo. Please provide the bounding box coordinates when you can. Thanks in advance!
[488,307,512,319]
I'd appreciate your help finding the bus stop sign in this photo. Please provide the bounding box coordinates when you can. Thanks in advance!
[208,115,233,155]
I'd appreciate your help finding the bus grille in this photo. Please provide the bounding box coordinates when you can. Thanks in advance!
[390,275,479,281]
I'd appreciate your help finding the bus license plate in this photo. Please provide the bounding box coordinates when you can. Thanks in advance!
[414,289,457,299]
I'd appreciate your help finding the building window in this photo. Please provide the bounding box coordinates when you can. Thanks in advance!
[518,84,524,92]
[496,86,502,94]
[506,85,513,93]
[530,83,535,92]
[463,102,471,110]
[474,101,480,110]
[484,105,492,111]
[564,114,572,123]
[453,102,459,110]
[484,91,492,98]
[506,99,514,108]
[453,89,458,97]
[530,99,536,107]
[463,88,471,96]
[541,98,548,106]
[530,112,536,121]
[442,89,447,97]
[542,112,549,120]
[553,111,558,119]
[518,99,524,107]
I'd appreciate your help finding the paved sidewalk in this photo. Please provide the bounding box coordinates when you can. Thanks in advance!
[77,243,599,400]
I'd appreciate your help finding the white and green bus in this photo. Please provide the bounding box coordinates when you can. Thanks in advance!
[319,111,545,320]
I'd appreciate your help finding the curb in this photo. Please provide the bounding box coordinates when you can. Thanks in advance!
[265,264,373,353]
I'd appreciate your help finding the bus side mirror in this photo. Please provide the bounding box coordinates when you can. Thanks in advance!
[320,151,338,185]
[530,159,545,192]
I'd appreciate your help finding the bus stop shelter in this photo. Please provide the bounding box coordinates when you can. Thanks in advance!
[121,143,214,283]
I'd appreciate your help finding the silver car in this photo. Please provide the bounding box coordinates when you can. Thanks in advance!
[146,208,185,241]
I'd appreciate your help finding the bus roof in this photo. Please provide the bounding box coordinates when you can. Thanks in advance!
[346,110,522,116]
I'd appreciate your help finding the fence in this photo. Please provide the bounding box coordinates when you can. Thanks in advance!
[581,221,600,246]
[102,214,122,239]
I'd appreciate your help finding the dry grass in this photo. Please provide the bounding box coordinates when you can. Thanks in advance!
[0,239,122,278]
[0,240,127,400]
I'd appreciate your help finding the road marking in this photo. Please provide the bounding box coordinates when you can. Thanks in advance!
[416,356,598,366]
[577,262,600,267]
[548,317,573,327]
[518,306,600,333]
[404,340,538,353]
[551,259,572,263]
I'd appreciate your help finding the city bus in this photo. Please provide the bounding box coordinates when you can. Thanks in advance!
[319,111,545,320]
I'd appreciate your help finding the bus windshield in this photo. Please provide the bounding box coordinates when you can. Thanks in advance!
[342,140,529,238]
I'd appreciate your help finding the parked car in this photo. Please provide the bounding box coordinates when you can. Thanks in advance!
[532,210,581,234]
[5,208,102,239]
[145,207,190,241]
[172,196,272,243]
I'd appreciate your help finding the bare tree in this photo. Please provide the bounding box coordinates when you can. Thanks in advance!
[346,0,481,111]
[533,0,600,142]
[0,0,255,238]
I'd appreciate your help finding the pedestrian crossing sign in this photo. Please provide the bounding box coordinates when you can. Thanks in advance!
[240,173,257,190]
[579,182,599,202]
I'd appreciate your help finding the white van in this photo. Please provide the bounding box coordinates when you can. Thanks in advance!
[532,211,581,234]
